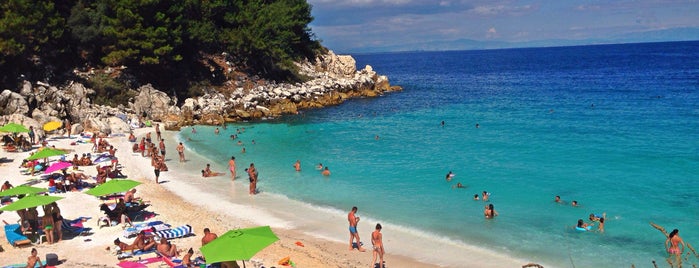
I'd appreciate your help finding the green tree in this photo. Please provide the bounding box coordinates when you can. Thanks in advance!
[98,0,184,66]
[0,0,64,57]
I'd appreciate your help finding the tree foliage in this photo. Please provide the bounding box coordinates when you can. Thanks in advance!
[0,0,322,91]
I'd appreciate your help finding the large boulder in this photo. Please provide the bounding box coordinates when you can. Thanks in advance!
[0,90,30,116]
[107,116,131,134]
[130,84,174,121]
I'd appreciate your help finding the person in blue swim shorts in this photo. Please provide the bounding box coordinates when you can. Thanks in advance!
[348,206,366,252]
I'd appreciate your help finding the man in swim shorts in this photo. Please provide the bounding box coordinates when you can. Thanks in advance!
[348,206,365,251]
[177,142,185,162]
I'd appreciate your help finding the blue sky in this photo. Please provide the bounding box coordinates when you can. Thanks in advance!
[307,0,699,53]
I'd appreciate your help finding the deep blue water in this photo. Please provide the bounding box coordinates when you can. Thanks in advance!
[180,41,699,267]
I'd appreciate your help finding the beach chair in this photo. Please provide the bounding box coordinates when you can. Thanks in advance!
[3,223,32,247]
[153,224,192,240]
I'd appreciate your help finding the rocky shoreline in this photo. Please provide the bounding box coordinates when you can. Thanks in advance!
[0,51,401,136]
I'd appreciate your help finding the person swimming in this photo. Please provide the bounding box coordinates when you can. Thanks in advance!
[445,171,454,181]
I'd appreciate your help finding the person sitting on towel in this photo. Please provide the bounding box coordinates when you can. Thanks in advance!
[157,237,179,258]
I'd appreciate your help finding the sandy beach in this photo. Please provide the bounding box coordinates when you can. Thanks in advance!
[0,126,449,268]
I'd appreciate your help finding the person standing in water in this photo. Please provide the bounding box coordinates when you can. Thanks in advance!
[177,142,185,162]
[665,229,685,256]
[293,160,301,172]
[347,206,365,252]
[484,204,498,219]
[228,156,236,180]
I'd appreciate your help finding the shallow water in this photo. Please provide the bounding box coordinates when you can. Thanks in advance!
[176,41,699,267]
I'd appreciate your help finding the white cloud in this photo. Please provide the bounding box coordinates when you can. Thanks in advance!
[471,4,535,16]
[486,27,498,38]
[473,5,506,15]
[576,5,602,11]
[310,0,414,6]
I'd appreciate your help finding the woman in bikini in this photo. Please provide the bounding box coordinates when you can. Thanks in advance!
[371,223,385,268]
[665,229,685,256]
[484,204,498,219]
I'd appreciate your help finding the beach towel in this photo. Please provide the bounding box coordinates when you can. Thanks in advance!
[117,257,162,268]
[160,256,185,268]
[1,262,42,268]
[153,224,192,240]
[123,221,169,238]
[61,217,92,236]
[117,248,156,259]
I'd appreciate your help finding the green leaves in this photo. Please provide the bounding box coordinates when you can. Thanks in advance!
[0,0,64,57]
[1,0,322,87]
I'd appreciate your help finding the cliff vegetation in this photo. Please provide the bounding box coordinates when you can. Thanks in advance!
[0,0,323,105]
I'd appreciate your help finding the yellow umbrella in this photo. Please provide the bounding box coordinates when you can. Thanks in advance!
[43,121,62,131]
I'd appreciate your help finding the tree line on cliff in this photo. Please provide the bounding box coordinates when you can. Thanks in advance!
[0,0,323,104]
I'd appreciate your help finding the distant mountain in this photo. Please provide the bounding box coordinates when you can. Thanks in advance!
[346,27,699,53]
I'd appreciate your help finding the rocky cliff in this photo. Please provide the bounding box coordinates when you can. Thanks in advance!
[0,51,401,134]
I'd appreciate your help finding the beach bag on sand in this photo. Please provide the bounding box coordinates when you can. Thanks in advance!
[46,253,58,266]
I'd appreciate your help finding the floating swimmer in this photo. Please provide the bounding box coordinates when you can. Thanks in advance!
[445,171,455,181]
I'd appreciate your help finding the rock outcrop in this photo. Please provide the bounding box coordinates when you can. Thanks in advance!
[0,51,401,132]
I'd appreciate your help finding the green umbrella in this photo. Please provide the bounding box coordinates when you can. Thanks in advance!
[0,195,63,211]
[26,148,68,161]
[0,185,48,197]
[200,226,279,267]
[0,122,30,133]
[84,179,141,197]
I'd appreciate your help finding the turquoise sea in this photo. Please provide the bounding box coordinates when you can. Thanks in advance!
[177,41,699,267]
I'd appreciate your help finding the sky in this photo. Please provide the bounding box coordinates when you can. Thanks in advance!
[306,0,699,53]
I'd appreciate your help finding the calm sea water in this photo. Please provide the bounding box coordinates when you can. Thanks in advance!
[178,41,699,267]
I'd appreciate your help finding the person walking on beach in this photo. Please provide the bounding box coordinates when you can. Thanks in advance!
[229,156,236,180]
[64,119,71,138]
[155,123,161,141]
[348,206,365,251]
[177,142,185,162]
[665,229,685,256]
[372,223,385,268]
[159,139,166,158]
[154,158,162,184]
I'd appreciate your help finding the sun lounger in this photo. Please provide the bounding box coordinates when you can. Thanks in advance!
[4,224,31,247]
[153,224,192,240]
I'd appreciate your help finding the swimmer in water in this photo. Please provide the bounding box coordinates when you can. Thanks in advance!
[445,171,454,181]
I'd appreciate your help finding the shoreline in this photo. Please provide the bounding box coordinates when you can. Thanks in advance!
[0,127,443,267]
[0,125,533,267]
[161,127,533,267]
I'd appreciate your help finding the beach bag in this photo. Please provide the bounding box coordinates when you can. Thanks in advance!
[46,253,58,266]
